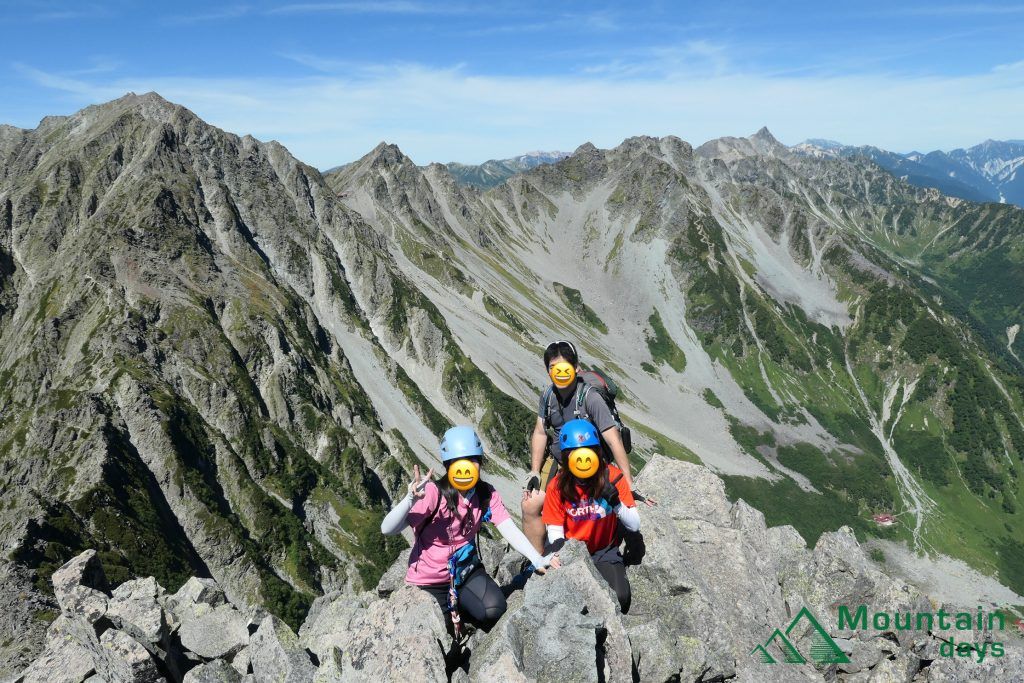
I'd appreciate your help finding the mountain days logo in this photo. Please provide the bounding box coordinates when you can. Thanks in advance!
[752,607,850,665]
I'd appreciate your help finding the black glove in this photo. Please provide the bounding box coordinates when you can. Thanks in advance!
[602,481,621,508]
[631,489,646,503]
[525,474,540,492]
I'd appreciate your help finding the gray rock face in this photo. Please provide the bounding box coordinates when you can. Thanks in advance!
[178,605,249,660]
[107,576,168,644]
[169,578,227,618]
[182,659,243,683]
[99,628,163,683]
[13,450,1024,683]
[298,592,369,661]
[249,616,316,683]
[51,551,110,625]
[373,548,411,598]
[18,621,97,683]
[469,539,631,683]
[311,648,344,683]
[301,585,450,682]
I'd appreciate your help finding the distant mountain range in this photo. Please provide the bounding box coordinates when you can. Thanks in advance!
[793,138,1024,207]
[434,139,1024,208]
[445,150,571,189]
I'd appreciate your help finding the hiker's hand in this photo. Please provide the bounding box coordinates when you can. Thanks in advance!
[534,554,561,575]
[408,465,433,499]
[522,472,541,501]
[633,489,657,507]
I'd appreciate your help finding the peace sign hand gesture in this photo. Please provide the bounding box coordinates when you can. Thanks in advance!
[408,464,434,499]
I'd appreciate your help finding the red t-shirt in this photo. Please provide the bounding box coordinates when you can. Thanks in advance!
[541,464,635,554]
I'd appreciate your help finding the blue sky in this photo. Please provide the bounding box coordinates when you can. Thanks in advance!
[2,1,1023,167]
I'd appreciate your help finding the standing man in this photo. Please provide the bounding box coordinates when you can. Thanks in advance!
[520,340,639,554]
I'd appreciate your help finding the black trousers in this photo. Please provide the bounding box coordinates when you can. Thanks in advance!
[593,558,631,614]
[420,566,507,629]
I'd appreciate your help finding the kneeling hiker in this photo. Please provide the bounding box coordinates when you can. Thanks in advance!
[381,426,558,634]
[542,419,639,613]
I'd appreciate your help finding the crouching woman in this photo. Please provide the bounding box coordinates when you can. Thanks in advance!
[542,419,640,613]
[381,426,557,633]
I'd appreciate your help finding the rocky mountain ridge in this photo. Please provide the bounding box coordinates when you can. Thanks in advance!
[2,92,1024,678]
[11,457,1024,683]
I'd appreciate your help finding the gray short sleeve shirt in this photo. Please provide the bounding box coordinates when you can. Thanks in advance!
[538,383,616,434]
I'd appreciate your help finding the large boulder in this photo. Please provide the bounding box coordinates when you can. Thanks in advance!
[373,549,411,598]
[468,540,632,683]
[622,458,820,682]
[301,584,450,681]
[17,617,98,683]
[165,577,227,626]
[19,615,162,683]
[98,628,163,683]
[51,550,110,624]
[298,593,369,661]
[106,577,169,645]
[182,659,243,682]
[249,615,316,683]
[178,604,249,660]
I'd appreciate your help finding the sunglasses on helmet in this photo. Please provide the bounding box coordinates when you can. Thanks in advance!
[545,339,578,358]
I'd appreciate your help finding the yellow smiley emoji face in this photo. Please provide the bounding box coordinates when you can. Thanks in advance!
[549,361,576,389]
[567,447,599,479]
[447,459,479,491]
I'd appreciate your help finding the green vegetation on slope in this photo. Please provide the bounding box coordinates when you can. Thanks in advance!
[646,309,687,372]
[553,282,608,334]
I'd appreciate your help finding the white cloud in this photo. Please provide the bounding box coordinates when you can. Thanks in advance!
[13,58,1024,168]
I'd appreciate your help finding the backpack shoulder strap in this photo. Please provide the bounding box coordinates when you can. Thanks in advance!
[574,383,591,419]
[478,482,494,522]
[540,385,555,427]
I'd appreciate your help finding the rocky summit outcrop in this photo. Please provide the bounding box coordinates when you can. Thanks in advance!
[13,456,1022,682]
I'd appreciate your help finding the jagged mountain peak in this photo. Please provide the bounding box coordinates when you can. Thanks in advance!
[365,140,408,162]
[572,140,600,156]
[748,126,787,154]
[694,128,788,162]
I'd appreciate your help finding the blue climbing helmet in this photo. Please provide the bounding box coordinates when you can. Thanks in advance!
[559,419,601,453]
[440,425,485,463]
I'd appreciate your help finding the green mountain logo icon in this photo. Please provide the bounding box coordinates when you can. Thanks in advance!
[752,607,850,665]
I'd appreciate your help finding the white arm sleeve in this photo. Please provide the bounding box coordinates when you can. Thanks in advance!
[615,504,640,532]
[546,525,565,543]
[380,493,414,535]
[495,518,549,569]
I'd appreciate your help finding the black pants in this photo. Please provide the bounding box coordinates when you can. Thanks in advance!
[421,566,507,629]
[593,556,631,614]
